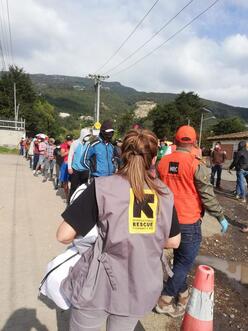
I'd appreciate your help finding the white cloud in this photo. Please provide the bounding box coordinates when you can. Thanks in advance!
[1,0,247,107]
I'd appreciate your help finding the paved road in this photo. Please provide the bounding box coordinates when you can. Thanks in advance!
[0,154,221,331]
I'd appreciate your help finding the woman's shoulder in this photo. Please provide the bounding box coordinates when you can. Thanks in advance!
[95,175,130,191]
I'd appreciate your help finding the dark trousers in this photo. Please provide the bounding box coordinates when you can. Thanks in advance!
[33,154,39,170]
[210,164,222,187]
[163,220,202,297]
[69,169,89,201]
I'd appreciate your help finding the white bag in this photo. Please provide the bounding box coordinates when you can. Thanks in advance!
[39,183,98,310]
[39,246,81,310]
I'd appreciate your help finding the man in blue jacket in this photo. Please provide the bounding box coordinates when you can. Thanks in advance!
[82,120,116,177]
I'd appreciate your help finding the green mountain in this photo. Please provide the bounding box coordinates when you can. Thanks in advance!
[30,74,248,121]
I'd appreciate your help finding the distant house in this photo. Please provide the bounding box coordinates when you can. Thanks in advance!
[207,131,248,161]
[73,85,85,91]
[59,112,70,118]
[79,115,94,121]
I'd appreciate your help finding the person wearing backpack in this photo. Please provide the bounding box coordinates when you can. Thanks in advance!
[68,128,92,201]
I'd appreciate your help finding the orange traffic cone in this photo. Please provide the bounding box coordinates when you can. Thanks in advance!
[181,265,214,331]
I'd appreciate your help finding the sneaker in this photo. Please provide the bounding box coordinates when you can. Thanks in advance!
[235,195,241,199]
[241,198,246,203]
[42,178,47,183]
[177,289,190,309]
[155,295,185,318]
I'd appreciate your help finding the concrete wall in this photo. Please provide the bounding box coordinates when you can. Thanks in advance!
[0,129,25,147]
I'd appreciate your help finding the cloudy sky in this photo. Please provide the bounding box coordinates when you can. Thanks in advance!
[1,0,248,107]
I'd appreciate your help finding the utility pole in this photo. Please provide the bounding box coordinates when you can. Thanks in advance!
[88,74,109,122]
[199,113,204,148]
[199,107,216,148]
[14,83,17,129]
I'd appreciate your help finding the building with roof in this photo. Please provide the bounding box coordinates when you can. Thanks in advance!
[207,131,248,161]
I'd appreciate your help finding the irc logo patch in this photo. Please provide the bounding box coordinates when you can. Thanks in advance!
[129,189,158,234]
[169,162,179,174]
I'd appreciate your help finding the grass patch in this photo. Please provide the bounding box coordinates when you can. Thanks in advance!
[0,146,19,154]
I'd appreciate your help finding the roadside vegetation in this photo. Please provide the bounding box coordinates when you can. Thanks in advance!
[0,146,18,154]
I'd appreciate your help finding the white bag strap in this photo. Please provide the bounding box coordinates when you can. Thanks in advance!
[39,252,79,291]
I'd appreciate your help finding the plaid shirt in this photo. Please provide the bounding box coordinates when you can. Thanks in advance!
[46,144,55,160]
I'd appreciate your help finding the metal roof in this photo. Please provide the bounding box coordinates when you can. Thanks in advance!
[207,131,248,141]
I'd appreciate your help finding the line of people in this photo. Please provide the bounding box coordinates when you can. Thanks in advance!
[22,122,245,330]
[54,124,229,330]
[21,120,122,204]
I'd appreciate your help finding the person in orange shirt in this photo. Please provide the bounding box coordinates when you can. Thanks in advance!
[156,125,229,318]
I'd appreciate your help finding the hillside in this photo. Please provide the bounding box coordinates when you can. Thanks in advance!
[30,74,248,121]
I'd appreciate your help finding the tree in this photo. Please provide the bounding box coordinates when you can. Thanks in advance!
[0,65,36,120]
[175,91,203,128]
[0,66,61,137]
[32,100,61,137]
[147,91,204,139]
[148,103,181,139]
[212,117,246,135]
[116,109,135,136]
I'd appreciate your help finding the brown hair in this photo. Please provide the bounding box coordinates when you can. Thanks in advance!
[118,129,163,202]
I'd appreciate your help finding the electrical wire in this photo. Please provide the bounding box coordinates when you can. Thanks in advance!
[0,39,6,70]
[110,0,221,77]
[0,0,10,67]
[104,0,194,75]
[5,0,14,64]
[94,0,160,74]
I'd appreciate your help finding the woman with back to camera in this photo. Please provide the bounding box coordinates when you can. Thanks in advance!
[56,129,181,331]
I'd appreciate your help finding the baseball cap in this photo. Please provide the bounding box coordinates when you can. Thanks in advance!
[49,138,55,144]
[100,120,114,133]
[175,125,197,144]
[65,134,73,141]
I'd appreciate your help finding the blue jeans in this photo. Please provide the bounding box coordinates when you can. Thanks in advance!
[163,220,202,297]
[237,170,248,198]
[210,165,222,187]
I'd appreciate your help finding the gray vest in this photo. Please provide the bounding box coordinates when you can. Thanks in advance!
[62,175,173,316]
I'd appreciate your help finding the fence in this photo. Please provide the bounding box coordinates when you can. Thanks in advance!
[0,119,25,131]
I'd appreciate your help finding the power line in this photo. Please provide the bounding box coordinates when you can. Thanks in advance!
[104,0,194,75]
[0,39,6,70]
[0,0,10,67]
[5,0,14,64]
[94,0,160,74]
[110,0,221,77]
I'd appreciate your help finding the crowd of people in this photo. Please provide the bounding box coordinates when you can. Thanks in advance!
[19,120,122,204]
[19,121,247,330]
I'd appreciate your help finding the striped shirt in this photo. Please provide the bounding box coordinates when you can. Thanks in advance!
[46,144,55,160]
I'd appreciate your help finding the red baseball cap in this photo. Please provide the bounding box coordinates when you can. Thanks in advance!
[175,125,197,144]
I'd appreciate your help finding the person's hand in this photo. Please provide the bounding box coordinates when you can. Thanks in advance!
[68,168,73,175]
[220,218,229,233]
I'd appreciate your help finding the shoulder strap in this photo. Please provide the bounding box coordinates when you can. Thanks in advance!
[39,252,79,291]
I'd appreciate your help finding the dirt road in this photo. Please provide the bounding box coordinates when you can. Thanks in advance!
[0,154,68,331]
[1,154,246,331]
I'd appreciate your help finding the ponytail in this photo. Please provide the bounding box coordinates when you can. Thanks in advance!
[118,129,164,202]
